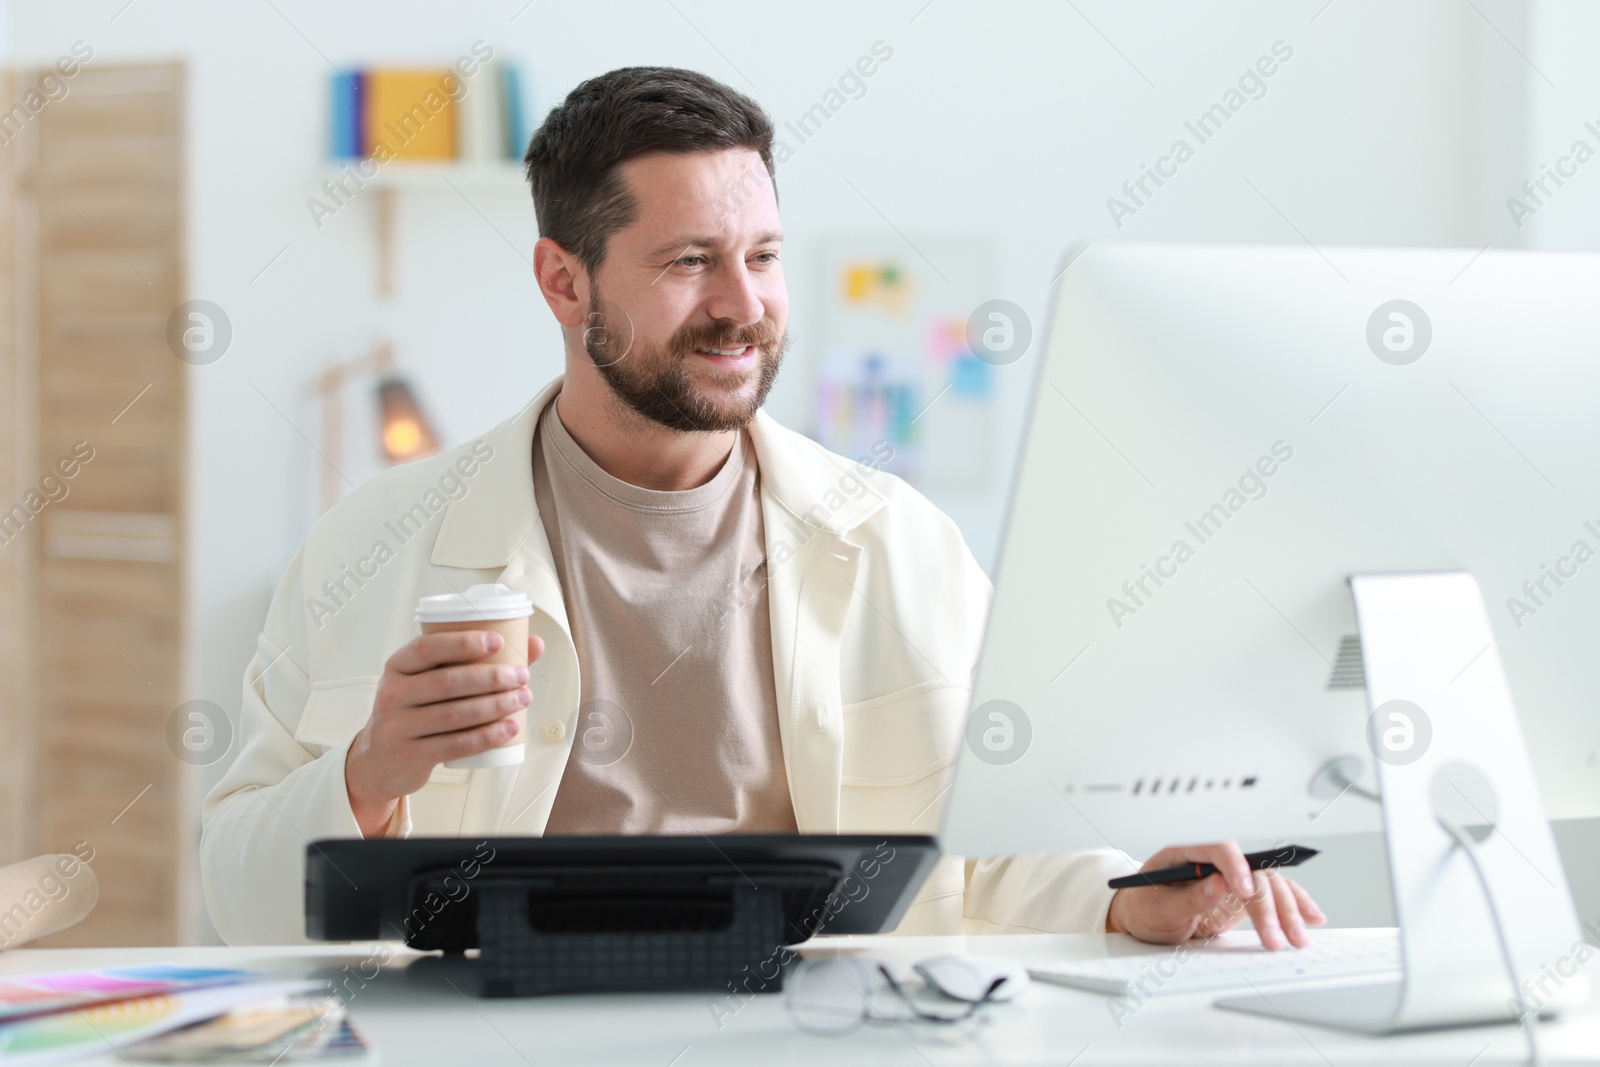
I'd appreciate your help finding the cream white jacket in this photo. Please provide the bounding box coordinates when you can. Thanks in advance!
[201,378,1138,945]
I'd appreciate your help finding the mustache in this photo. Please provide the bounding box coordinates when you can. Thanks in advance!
[670,320,782,359]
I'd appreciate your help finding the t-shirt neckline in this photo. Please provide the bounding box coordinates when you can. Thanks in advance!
[540,399,748,514]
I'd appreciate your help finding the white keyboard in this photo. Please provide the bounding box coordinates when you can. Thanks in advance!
[1029,928,1401,996]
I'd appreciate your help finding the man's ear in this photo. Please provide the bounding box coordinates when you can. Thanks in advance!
[533,237,588,329]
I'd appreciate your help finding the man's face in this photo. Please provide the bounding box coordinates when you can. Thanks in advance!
[582,148,789,433]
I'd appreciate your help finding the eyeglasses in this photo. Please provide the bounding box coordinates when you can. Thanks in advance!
[783,956,1004,1039]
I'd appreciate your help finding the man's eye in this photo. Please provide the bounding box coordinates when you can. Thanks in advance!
[752,251,779,264]
[674,255,706,268]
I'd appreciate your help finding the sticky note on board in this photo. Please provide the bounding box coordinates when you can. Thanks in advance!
[840,260,916,315]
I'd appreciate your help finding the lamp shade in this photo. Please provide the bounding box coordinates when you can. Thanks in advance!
[376,376,439,462]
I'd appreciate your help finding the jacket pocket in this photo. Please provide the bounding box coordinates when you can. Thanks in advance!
[840,681,969,786]
[295,678,380,750]
[294,678,469,785]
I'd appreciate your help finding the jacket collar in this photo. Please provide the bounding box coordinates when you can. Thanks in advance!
[430,375,890,571]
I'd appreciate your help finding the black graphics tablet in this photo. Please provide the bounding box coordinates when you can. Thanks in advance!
[305,834,939,994]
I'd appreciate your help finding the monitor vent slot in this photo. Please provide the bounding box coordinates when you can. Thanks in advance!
[1123,775,1255,796]
[1327,635,1365,689]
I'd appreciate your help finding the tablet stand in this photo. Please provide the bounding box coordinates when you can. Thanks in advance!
[1218,572,1587,1032]
[409,862,842,997]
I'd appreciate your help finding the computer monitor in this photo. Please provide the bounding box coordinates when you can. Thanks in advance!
[940,241,1599,1032]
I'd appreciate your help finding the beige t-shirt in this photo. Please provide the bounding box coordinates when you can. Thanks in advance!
[534,400,798,835]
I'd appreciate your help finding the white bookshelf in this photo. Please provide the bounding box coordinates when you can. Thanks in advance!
[324,161,528,293]
[351,160,526,192]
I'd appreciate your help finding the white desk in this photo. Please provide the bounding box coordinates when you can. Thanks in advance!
[5,932,1599,1065]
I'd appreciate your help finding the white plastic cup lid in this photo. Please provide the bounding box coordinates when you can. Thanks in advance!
[415,583,534,623]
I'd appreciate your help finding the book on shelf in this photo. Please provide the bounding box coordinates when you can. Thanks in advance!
[328,61,531,165]
[458,60,504,163]
[365,70,456,161]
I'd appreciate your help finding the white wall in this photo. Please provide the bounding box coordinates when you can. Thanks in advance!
[1524,0,1600,250]
[4,0,1553,942]
[1522,0,1600,934]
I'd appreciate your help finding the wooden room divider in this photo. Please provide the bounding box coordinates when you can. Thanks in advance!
[1,61,189,946]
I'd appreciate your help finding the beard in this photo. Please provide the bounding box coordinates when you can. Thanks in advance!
[584,282,788,433]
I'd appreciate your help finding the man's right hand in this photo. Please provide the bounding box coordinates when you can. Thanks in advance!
[344,630,546,837]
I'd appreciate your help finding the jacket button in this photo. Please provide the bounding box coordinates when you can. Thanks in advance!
[540,718,566,743]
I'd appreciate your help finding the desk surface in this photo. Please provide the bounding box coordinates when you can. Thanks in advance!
[3,931,1597,1066]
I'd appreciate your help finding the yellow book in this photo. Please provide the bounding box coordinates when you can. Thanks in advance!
[364,70,457,161]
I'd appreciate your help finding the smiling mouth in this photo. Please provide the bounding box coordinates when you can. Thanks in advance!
[690,344,761,368]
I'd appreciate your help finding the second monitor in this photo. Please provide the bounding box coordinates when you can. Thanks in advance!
[940,241,1599,1031]
[942,240,1600,859]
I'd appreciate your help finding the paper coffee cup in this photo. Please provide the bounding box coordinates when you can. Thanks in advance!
[416,583,534,770]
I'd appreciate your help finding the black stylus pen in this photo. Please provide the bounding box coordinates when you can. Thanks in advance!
[1106,845,1320,889]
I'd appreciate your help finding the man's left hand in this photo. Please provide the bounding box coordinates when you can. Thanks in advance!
[1105,841,1326,950]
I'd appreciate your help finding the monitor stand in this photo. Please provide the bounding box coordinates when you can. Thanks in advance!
[1217,571,1587,1033]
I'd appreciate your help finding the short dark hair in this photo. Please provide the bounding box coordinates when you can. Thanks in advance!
[523,67,777,278]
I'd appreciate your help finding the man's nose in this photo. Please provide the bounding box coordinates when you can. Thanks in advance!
[704,260,766,327]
